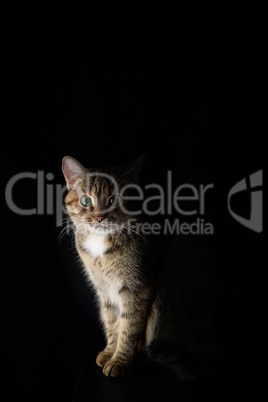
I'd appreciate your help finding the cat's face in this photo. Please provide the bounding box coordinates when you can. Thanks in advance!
[62,156,141,235]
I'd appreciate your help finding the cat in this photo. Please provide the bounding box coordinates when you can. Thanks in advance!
[62,156,218,379]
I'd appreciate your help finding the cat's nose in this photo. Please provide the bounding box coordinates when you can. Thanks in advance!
[95,216,105,223]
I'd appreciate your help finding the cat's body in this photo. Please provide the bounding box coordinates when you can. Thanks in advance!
[76,226,154,377]
[62,156,217,379]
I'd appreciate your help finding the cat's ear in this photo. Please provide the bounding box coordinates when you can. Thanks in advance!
[118,155,145,184]
[62,156,87,190]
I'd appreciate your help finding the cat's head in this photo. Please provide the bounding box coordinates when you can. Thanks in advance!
[62,156,143,235]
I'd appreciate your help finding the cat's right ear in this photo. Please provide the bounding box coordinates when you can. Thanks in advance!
[62,156,87,190]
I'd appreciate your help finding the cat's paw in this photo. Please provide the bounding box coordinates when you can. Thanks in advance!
[102,359,132,377]
[96,350,113,368]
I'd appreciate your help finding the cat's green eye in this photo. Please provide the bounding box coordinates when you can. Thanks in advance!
[109,195,121,207]
[80,195,92,207]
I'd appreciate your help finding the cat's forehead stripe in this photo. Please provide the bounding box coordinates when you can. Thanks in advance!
[81,175,115,197]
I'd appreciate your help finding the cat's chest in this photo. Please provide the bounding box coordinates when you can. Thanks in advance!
[83,233,107,258]
[90,264,123,309]
[81,233,123,308]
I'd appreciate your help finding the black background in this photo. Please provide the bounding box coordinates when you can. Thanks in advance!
[2,13,264,401]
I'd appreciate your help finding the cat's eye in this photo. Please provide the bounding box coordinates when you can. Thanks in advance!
[109,195,121,207]
[80,195,92,207]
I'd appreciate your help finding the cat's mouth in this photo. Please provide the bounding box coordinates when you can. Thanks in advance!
[87,221,117,235]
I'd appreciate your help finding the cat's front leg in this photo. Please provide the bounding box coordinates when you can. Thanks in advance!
[102,296,148,377]
[96,301,119,368]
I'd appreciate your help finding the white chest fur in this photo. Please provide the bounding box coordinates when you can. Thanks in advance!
[84,233,107,258]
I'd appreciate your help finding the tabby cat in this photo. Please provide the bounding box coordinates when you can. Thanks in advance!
[62,156,217,379]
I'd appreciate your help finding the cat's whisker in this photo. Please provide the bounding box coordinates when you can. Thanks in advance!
[57,223,75,245]
[127,227,149,246]
[57,216,72,226]
[112,221,149,246]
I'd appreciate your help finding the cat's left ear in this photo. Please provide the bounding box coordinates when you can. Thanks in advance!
[118,155,145,184]
[62,156,87,190]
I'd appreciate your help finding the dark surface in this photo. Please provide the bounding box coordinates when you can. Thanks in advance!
[73,345,234,402]
[2,13,264,401]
